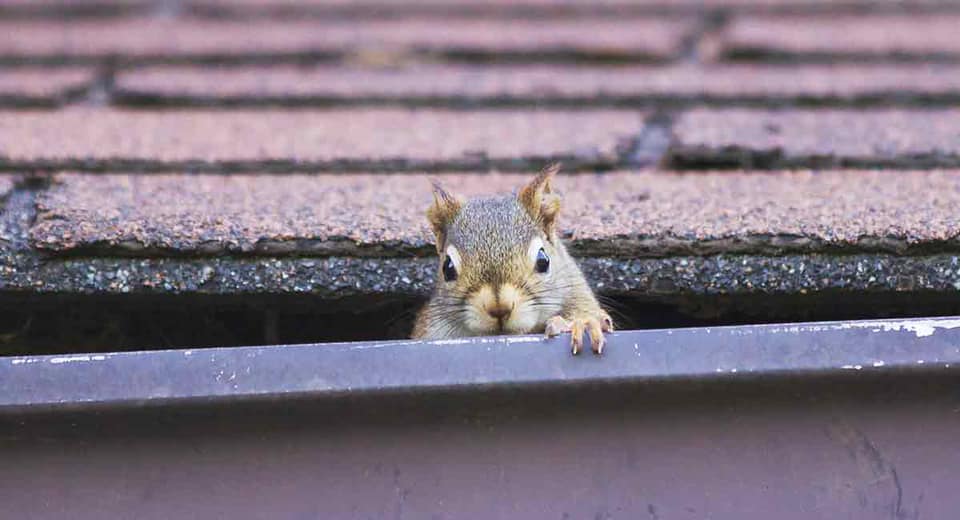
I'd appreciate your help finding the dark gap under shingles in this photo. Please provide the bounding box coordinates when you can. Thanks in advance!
[0,97,62,109]
[29,235,960,261]
[4,289,960,356]
[0,3,147,20]
[0,53,346,68]
[719,50,960,65]
[621,111,675,168]
[105,91,960,111]
[0,157,625,174]
[0,293,422,356]
[181,3,710,21]
[168,0,960,21]
[665,147,960,171]
[69,64,117,107]
[0,51,680,69]
[108,94,692,110]
[678,7,728,64]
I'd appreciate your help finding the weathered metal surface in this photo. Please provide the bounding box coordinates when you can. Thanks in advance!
[2,316,959,411]
[2,317,960,518]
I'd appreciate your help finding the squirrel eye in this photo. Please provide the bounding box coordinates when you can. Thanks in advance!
[535,248,550,274]
[442,255,458,282]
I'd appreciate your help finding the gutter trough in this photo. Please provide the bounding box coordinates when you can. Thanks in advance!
[2,317,960,518]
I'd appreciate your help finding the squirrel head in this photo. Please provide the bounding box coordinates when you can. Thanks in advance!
[426,164,567,336]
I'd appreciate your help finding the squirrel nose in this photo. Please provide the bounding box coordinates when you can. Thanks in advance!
[487,305,512,320]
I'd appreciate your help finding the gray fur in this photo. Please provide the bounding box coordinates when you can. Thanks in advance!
[412,178,611,344]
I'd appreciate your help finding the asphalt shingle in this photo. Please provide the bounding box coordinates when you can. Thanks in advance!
[0,109,643,171]
[31,170,960,257]
[0,18,693,64]
[0,67,94,106]
[668,109,960,169]
[0,175,14,200]
[718,14,960,61]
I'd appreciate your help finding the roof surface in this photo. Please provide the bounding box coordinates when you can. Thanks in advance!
[30,171,960,257]
[1,0,959,320]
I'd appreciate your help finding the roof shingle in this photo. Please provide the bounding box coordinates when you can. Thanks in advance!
[0,109,643,171]
[0,175,14,200]
[0,67,94,106]
[669,109,960,169]
[0,18,693,63]
[719,14,960,61]
[31,170,960,257]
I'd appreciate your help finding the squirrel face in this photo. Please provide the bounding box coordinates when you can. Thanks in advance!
[424,165,566,337]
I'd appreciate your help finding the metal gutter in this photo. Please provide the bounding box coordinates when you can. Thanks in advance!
[3,317,960,518]
[3,316,960,413]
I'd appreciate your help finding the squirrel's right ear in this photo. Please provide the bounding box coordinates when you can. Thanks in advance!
[426,180,462,249]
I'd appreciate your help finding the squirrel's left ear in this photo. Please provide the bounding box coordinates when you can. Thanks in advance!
[519,163,562,239]
[426,180,462,250]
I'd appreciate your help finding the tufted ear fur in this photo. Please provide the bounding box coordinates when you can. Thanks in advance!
[426,180,462,252]
[518,163,562,240]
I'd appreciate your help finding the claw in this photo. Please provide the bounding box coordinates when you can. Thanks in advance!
[545,312,613,355]
[544,315,572,338]
[601,314,614,332]
[587,317,605,355]
[570,319,585,355]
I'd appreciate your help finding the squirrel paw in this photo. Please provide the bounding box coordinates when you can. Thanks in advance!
[544,312,613,355]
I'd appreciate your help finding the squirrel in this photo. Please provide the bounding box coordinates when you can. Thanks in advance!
[412,163,613,355]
